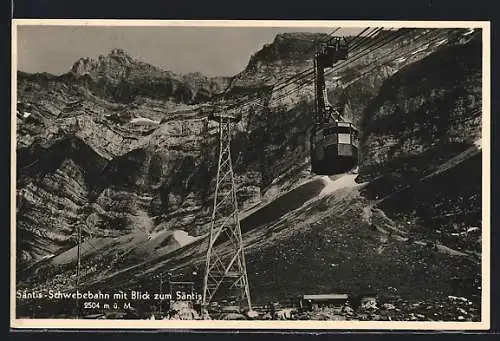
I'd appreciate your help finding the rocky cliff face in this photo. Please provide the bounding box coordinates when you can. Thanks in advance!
[16,28,482,277]
[357,34,482,251]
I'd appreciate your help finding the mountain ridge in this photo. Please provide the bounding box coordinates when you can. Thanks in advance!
[16,28,481,264]
[19,48,232,105]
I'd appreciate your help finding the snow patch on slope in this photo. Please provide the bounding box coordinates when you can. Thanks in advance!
[319,173,365,197]
[130,117,160,124]
[172,230,198,247]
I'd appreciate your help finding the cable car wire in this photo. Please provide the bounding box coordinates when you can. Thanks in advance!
[221,27,395,112]
[256,28,404,103]
[219,27,376,109]
[205,27,465,131]
[267,28,455,107]
[266,27,387,95]
[234,28,417,112]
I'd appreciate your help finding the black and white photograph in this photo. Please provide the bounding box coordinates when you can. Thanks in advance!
[11,20,490,329]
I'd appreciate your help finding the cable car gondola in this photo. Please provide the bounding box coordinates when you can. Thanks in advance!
[310,38,359,175]
[311,119,359,175]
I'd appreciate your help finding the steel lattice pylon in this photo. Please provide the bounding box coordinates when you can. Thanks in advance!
[202,113,251,316]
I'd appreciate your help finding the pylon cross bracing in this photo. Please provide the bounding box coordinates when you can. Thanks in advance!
[202,113,252,314]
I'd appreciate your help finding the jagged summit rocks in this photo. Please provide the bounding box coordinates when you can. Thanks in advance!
[251,32,330,64]
[71,48,173,82]
[66,48,230,103]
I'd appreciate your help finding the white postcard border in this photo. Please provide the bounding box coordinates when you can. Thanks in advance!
[10,19,491,331]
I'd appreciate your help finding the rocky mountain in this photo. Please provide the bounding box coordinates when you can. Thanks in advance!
[357,35,482,252]
[227,32,330,93]
[15,28,483,319]
[20,48,230,106]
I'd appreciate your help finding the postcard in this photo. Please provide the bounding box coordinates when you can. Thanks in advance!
[11,19,491,330]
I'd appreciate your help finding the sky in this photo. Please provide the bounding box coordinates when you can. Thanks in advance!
[17,26,364,77]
